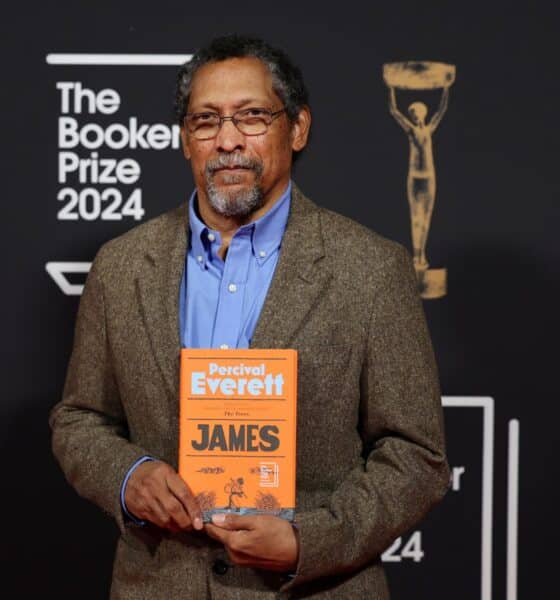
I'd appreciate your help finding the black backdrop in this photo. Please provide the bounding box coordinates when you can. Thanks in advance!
[3,2,558,598]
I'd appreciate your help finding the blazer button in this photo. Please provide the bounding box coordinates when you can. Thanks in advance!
[212,559,229,575]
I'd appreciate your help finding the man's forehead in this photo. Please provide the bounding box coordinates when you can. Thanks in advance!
[188,57,280,110]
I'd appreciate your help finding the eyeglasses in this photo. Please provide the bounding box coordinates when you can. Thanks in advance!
[185,107,286,140]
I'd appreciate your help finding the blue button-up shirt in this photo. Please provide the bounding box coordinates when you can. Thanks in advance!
[179,181,291,349]
[121,181,292,523]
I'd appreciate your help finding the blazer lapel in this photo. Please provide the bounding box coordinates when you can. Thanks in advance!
[135,186,329,397]
[136,204,189,400]
[251,186,331,349]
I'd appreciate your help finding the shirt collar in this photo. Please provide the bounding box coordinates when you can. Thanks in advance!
[188,181,292,268]
[188,195,209,268]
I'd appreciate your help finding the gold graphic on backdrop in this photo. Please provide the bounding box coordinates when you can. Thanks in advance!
[383,61,455,299]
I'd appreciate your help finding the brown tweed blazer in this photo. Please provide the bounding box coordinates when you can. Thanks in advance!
[50,185,449,599]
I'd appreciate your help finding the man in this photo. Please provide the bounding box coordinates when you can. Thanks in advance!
[50,34,450,599]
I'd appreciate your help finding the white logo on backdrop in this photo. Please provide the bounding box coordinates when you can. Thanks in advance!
[56,79,180,222]
[45,261,91,296]
[46,54,191,291]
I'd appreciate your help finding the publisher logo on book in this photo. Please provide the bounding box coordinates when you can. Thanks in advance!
[260,462,279,487]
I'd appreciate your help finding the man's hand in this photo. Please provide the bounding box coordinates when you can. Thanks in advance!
[205,514,299,572]
[124,460,203,533]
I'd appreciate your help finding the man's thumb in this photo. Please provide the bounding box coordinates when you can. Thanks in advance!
[211,512,254,530]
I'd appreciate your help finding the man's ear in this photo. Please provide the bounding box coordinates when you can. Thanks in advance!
[290,106,311,152]
[180,126,191,160]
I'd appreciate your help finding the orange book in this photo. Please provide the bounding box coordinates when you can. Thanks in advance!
[179,348,297,522]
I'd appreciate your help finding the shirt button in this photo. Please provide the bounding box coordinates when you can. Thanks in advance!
[220,344,229,350]
[197,255,203,263]
[208,233,216,242]
[212,558,229,575]
[228,283,237,293]
[259,250,266,258]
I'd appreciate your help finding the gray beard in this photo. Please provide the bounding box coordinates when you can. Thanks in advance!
[204,154,265,218]
[206,178,265,218]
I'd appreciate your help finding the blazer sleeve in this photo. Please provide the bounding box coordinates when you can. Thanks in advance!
[283,244,450,590]
[49,251,150,534]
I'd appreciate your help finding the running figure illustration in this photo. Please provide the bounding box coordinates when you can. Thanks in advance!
[224,477,246,511]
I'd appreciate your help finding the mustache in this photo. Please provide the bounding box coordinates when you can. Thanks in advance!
[205,154,263,176]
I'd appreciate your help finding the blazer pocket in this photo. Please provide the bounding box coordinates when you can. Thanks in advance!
[121,525,162,556]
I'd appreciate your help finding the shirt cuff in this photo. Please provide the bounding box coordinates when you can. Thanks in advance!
[120,455,155,526]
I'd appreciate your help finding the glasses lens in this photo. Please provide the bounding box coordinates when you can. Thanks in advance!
[235,108,271,136]
[187,113,220,140]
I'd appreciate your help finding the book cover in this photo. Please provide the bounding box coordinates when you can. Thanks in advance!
[179,348,297,522]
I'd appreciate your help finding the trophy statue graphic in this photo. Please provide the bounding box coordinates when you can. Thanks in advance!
[383,61,455,299]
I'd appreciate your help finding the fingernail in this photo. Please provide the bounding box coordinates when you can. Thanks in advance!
[194,517,203,530]
[212,513,226,525]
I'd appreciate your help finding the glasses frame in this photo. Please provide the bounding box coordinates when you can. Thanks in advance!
[184,107,287,140]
